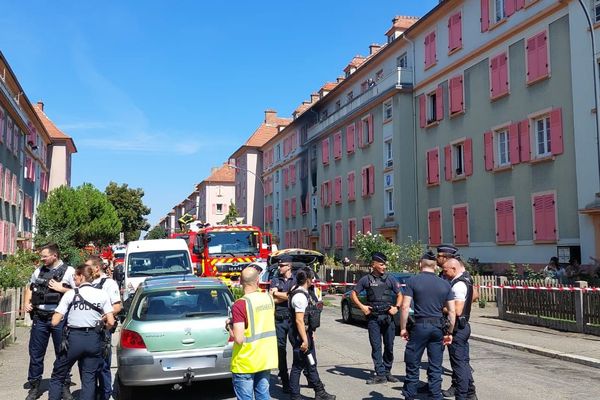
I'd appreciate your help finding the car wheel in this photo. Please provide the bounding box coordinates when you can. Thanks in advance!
[341,301,353,323]
[114,372,135,400]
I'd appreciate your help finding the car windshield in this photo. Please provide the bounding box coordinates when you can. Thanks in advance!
[114,251,125,259]
[207,231,259,255]
[133,288,233,321]
[127,250,192,277]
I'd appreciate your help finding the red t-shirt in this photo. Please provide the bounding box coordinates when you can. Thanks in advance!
[232,299,248,329]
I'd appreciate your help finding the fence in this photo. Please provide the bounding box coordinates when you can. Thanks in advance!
[497,277,600,335]
[0,287,27,349]
[473,275,497,302]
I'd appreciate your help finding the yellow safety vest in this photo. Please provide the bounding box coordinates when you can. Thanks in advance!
[230,291,278,373]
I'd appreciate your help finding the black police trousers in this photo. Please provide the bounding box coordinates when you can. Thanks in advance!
[275,316,291,385]
[289,331,324,397]
[367,314,396,376]
[403,321,444,400]
[448,323,475,400]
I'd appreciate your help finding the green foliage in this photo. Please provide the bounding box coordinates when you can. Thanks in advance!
[395,237,426,273]
[323,253,340,268]
[105,182,151,243]
[230,286,244,300]
[146,225,167,240]
[523,264,543,280]
[0,250,39,289]
[506,262,519,280]
[220,201,240,225]
[353,233,424,272]
[35,183,122,264]
[478,298,487,308]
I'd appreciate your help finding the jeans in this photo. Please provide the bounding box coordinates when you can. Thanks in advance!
[28,315,66,382]
[49,330,103,400]
[403,322,444,400]
[367,314,396,376]
[231,370,271,400]
[448,323,475,400]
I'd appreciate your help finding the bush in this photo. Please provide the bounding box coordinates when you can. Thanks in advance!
[230,286,244,300]
[353,233,425,273]
[0,250,39,289]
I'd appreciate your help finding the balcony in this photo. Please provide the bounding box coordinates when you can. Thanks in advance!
[307,67,412,140]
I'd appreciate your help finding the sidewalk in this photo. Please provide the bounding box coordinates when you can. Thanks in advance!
[323,294,600,369]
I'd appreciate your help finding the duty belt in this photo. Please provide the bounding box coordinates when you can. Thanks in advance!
[414,317,443,324]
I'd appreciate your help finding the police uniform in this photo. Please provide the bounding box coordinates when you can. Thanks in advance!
[448,272,476,400]
[352,253,401,382]
[48,283,113,400]
[402,253,453,400]
[269,270,295,390]
[27,262,76,395]
[92,274,122,400]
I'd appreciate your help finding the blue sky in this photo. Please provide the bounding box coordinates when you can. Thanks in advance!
[0,0,439,227]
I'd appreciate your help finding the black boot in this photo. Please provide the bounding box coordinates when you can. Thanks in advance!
[62,384,74,400]
[314,388,336,400]
[442,385,456,398]
[26,380,41,400]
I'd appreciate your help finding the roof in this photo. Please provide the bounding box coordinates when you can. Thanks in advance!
[142,275,226,290]
[385,15,420,37]
[244,119,291,147]
[33,103,77,153]
[205,164,235,183]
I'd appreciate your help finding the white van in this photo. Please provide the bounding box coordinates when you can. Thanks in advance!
[123,239,193,300]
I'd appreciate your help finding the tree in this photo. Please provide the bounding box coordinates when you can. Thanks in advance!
[0,250,39,289]
[105,182,151,242]
[35,184,122,263]
[220,201,240,225]
[146,225,167,240]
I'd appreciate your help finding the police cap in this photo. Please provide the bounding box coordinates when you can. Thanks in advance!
[436,244,459,257]
[371,252,387,264]
[277,254,294,264]
[421,250,437,261]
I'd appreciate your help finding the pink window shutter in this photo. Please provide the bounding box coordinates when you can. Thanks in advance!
[464,138,473,176]
[428,210,442,245]
[436,85,444,121]
[496,201,507,243]
[506,200,516,242]
[361,167,368,196]
[346,124,355,153]
[481,0,490,32]
[430,32,437,65]
[550,108,564,155]
[334,132,342,159]
[367,115,374,144]
[284,199,289,218]
[533,195,546,241]
[431,149,440,184]
[335,176,342,204]
[444,145,452,181]
[357,119,364,148]
[368,165,375,195]
[0,164,3,200]
[327,181,333,206]
[348,172,355,201]
[419,95,427,128]
[516,0,525,9]
[509,123,520,165]
[545,195,557,241]
[484,131,494,171]
[424,34,431,67]
[322,138,330,164]
[291,197,297,217]
[0,221,4,254]
[363,216,372,234]
[499,53,509,95]
[519,120,531,162]
[450,76,464,114]
[537,32,549,78]
[505,0,516,17]
[526,36,538,83]
[454,207,469,245]
[490,56,499,97]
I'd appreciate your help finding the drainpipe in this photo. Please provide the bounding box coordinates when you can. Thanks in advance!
[403,34,420,241]
[577,0,600,191]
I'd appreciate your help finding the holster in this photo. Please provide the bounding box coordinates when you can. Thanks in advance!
[32,309,53,321]
[456,316,468,330]
[274,307,290,321]
[406,315,416,332]
[59,327,70,355]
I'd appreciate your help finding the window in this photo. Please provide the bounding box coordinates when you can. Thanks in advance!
[216,203,223,215]
[335,221,343,248]
[454,143,465,176]
[347,171,356,201]
[534,115,551,157]
[425,86,443,125]
[335,100,341,111]
[385,188,394,216]
[375,69,384,81]
[596,0,600,23]
[526,31,549,84]
[383,100,393,121]
[448,12,462,52]
[444,139,473,180]
[532,192,557,242]
[361,165,375,196]
[362,216,373,234]
[496,129,510,167]
[428,92,437,123]
[346,123,356,154]
[359,115,373,146]
[384,139,393,168]
[424,31,437,69]
[490,52,509,99]
[321,109,329,121]
[361,81,369,93]
[449,75,464,115]
[397,53,408,68]
[347,91,354,102]
[495,198,516,243]
[321,223,331,249]
[428,209,442,245]
[494,0,505,22]
[348,219,357,248]
[276,144,281,161]
[453,205,469,245]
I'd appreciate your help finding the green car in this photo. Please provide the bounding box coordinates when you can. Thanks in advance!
[116,275,234,398]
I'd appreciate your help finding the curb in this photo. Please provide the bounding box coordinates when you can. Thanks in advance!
[471,334,600,369]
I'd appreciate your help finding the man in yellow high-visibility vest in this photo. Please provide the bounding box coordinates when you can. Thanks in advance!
[227,265,278,400]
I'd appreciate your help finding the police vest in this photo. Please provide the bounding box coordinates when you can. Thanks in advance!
[288,288,322,331]
[451,274,473,320]
[230,291,278,374]
[93,277,107,289]
[366,273,394,307]
[31,264,68,306]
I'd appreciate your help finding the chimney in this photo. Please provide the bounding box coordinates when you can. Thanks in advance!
[211,166,219,174]
[264,109,277,124]
[37,101,44,111]
[336,76,345,83]
[386,16,419,40]
[369,44,382,55]
[310,93,319,103]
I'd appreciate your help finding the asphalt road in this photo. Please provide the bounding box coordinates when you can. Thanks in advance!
[3,307,600,399]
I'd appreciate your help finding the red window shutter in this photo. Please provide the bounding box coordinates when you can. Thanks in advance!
[483,132,494,171]
[291,197,297,217]
[361,167,368,196]
[334,176,342,204]
[489,56,498,97]
[444,145,452,181]
[496,200,507,243]
[322,138,330,164]
[348,219,356,247]
[362,216,372,234]
[533,194,556,242]
[424,33,431,67]
[427,149,440,184]
[419,95,427,128]
[505,0,516,17]
[283,167,288,187]
[357,118,364,148]
[453,206,469,245]
[499,53,509,95]
[284,199,289,218]
[526,36,538,83]
[464,138,473,176]
[367,114,374,144]
[481,0,490,32]
[448,13,462,51]
[430,32,436,65]
[436,85,444,121]
[346,123,355,153]
[516,0,525,10]
[519,119,531,162]
[428,210,442,245]
[449,75,464,114]
[0,221,4,253]
[335,221,343,248]
[368,165,375,195]
[333,131,342,159]
[348,172,355,201]
[305,195,310,214]
[550,108,563,155]
[537,32,549,78]
[507,123,520,165]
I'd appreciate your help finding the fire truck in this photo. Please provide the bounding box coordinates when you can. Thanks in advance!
[171,223,273,284]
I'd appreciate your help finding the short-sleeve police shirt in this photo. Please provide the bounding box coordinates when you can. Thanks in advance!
[353,273,401,296]
[270,276,295,308]
[55,284,113,328]
[92,274,122,305]
[30,263,76,311]
[404,272,452,319]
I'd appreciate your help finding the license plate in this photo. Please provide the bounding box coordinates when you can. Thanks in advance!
[228,265,243,272]
[161,356,216,371]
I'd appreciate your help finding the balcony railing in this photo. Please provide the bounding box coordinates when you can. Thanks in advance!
[307,67,413,140]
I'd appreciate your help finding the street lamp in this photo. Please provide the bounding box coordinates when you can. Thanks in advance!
[226,161,266,196]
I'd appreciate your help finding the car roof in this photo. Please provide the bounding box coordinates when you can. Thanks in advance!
[141,274,226,291]
[126,238,189,252]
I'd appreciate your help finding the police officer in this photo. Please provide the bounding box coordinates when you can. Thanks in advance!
[86,255,122,400]
[350,252,402,384]
[400,251,455,400]
[24,243,76,400]
[288,268,335,400]
[48,264,115,400]
[269,255,295,393]
[442,257,478,400]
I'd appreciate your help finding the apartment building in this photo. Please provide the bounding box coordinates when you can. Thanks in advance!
[196,164,235,226]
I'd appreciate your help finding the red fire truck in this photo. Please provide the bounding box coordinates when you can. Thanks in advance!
[171,224,273,284]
